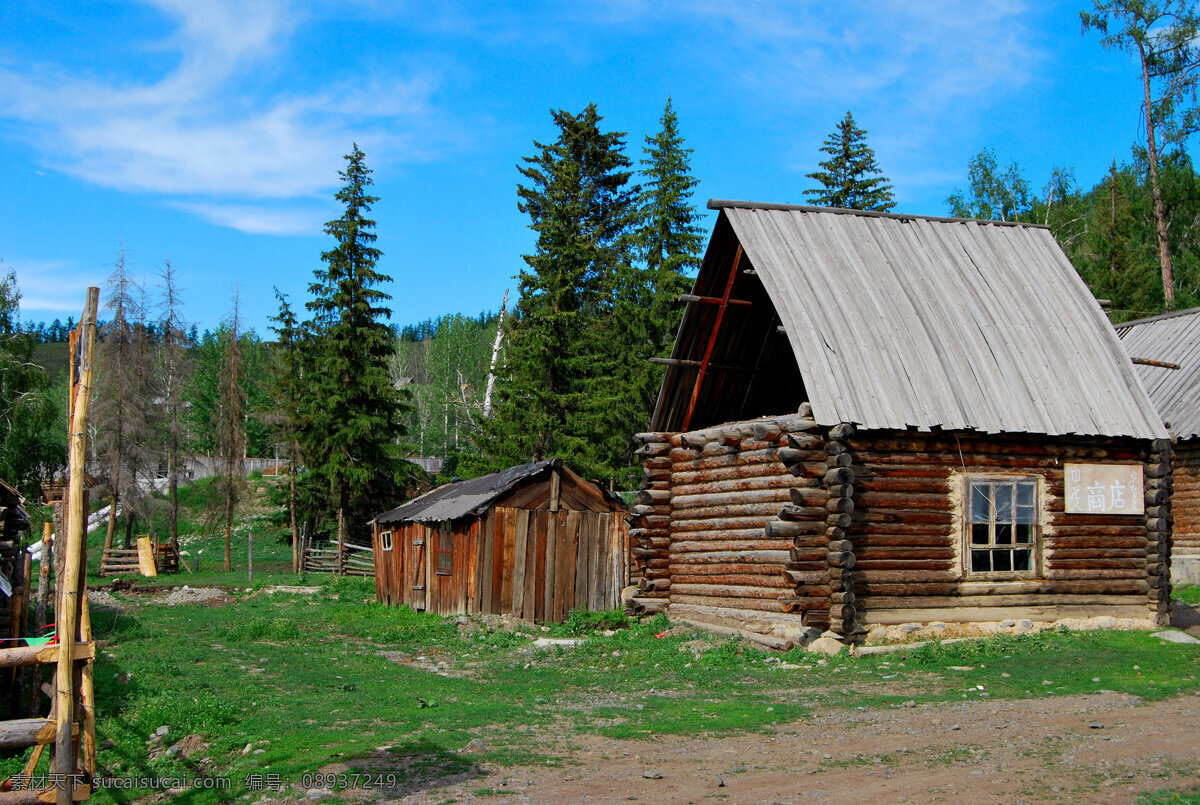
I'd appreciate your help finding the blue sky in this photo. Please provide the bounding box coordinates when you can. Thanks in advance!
[0,1,1155,334]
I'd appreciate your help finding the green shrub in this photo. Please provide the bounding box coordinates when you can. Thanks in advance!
[558,608,631,636]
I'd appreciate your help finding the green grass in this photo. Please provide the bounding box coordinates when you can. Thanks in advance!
[1175,585,1200,606]
[10,477,1200,802]
[2,587,1196,804]
[84,474,300,587]
[1140,787,1200,804]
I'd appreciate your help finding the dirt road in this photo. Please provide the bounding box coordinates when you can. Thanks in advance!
[407,690,1200,804]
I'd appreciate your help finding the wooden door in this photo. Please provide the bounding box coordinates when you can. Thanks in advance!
[408,525,426,610]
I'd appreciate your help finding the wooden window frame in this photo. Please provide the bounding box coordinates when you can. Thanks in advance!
[435,522,453,575]
[963,476,1041,579]
[379,530,393,552]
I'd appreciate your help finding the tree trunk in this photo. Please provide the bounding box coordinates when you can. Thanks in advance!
[482,289,507,418]
[168,429,178,553]
[336,480,348,576]
[1140,41,1176,311]
[224,471,233,573]
[103,491,118,553]
[289,444,299,574]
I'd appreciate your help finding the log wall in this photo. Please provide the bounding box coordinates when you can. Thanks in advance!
[640,416,1173,638]
[633,410,825,637]
[838,431,1170,627]
[1174,441,1199,578]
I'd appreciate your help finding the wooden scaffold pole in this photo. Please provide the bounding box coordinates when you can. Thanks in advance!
[54,286,98,804]
[0,288,98,805]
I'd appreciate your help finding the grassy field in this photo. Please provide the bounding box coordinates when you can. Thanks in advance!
[8,477,1200,803]
[0,579,1197,804]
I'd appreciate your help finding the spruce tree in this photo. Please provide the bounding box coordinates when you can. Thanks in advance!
[479,104,636,481]
[611,99,704,477]
[305,144,409,549]
[268,289,303,572]
[805,111,896,211]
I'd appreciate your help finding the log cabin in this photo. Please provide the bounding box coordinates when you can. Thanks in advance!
[1118,307,1200,585]
[371,459,630,622]
[630,200,1173,643]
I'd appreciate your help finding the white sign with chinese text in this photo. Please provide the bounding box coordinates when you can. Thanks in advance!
[1064,463,1144,515]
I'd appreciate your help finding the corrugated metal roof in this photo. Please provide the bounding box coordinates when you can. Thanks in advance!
[374,460,559,524]
[669,201,1165,438]
[1117,307,1200,440]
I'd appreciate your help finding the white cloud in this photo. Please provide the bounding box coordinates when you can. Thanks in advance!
[0,0,449,224]
[4,259,105,316]
[171,201,330,236]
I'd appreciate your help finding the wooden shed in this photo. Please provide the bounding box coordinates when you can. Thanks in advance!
[1119,307,1200,585]
[630,200,1173,643]
[371,459,630,622]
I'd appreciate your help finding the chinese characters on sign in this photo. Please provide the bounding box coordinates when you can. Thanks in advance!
[1064,463,1144,515]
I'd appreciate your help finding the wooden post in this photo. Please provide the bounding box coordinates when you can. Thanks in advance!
[336,508,346,576]
[681,244,743,432]
[54,286,97,805]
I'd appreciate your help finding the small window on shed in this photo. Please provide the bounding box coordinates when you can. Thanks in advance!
[380,530,393,552]
[965,478,1039,577]
[436,523,453,575]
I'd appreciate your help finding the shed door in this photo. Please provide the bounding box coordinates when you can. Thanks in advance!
[409,526,426,610]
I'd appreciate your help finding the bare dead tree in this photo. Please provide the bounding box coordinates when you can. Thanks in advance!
[157,259,191,554]
[216,290,246,572]
[93,250,154,550]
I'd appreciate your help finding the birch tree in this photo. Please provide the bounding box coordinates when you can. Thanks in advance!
[1083,0,1200,309]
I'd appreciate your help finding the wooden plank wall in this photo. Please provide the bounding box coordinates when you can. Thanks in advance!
[1175,442,1199,561]
[846,431,1163,624]
[470,506,627,622]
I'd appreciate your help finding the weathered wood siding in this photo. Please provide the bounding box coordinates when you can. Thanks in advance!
[372,468,630,623]
[471,506,626,621]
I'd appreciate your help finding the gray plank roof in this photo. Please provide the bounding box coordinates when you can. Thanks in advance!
[374,460,558,525]
[1117,307,1200,440]
[712,201,1167,439]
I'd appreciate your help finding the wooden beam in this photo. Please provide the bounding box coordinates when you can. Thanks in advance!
[0,644,94,670]
[1131,357,1181,370]
[647,357,750,372]
[681,245,744,431]
[678,294,753,307]
[0,718,76,750]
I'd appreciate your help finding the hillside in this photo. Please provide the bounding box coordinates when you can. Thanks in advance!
[31,340,69,382]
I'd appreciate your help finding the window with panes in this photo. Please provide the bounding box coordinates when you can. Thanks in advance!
[436,523,453,575]
[965,477,1039,576]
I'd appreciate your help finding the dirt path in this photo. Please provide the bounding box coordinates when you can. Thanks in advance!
[397,690,1200,804]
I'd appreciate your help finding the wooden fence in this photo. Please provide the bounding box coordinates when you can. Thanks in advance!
[301,541,374,577]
